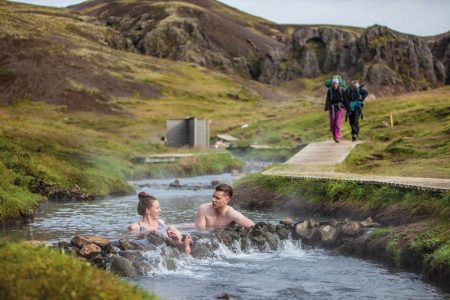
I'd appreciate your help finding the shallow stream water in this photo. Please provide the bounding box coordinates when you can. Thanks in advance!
[1,173,448,299]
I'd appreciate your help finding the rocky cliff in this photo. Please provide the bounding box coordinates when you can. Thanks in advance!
[427,32,450,85]
[72,0,449,95]
[260,25,447,95]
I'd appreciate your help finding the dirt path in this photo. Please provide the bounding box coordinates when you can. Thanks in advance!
[263,141,450,191]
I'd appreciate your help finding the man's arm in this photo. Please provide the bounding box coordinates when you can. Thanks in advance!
[195,206,207,229]
[360,87,368,101]
[231,210,255,228]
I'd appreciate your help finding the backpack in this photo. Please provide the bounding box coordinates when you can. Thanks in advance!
[325,75,347,89]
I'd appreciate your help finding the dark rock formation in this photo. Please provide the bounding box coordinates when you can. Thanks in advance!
[259,25,447,94]
[70,1,449,95]
[427,31,450,85]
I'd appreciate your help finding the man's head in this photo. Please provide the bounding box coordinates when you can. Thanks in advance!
[331,78,340,90]
[350,80,360,91]
[212,183,233,209]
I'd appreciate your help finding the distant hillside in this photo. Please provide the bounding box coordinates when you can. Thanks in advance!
[70,0,284,79]
[70,0,449,95]
[0,1,159,112]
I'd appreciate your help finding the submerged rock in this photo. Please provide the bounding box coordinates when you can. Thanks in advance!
[119,239,146,251]
[58,217,379,277]
[79,243,102,258]
[71,235,111,249]
[319,225,341,247]
[342,221,362,236]
[294,220,319,242]
[108,255,139,278]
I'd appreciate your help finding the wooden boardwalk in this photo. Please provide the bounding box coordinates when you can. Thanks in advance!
[263,141,450,191]
[286,141,359,165]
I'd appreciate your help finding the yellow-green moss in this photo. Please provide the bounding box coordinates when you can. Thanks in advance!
[0,241,157,300]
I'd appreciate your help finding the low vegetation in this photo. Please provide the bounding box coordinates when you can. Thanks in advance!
[234,173,450,285]
[235,173,450,219]
[0,241,156,300]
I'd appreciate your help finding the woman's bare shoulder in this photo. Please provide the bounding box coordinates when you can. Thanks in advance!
[128,222,139,231]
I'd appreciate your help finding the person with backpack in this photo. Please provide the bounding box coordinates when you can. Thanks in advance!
[346,80,368,141]
[324,75,349,143]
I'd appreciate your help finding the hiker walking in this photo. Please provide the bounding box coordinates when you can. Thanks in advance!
[346,80,368,141]
[325,75,349,143]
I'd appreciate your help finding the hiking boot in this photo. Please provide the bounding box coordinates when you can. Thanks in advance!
[352,135,357,142]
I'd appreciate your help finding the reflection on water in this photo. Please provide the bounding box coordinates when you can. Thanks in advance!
[1,173,448,299]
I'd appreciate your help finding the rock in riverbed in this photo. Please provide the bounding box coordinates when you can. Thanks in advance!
[57,217,379,277]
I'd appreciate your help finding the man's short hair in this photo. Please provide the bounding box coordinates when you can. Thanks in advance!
[214,183,233,198]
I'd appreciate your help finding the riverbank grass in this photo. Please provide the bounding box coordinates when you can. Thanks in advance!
[0,99,245,223]
[0,241,156,300]
[234,173,450,285]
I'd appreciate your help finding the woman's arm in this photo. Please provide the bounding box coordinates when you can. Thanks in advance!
[127,222,139,233]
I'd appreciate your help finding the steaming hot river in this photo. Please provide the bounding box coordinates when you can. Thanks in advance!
[2,174,448,299]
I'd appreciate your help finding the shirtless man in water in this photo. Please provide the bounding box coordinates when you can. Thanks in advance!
[195,183,255,229]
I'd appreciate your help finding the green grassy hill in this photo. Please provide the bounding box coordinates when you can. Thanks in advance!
[0,1,292,223]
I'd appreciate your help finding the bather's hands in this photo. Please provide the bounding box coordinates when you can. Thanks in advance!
[167,229,181,243]
[181,234,192,255]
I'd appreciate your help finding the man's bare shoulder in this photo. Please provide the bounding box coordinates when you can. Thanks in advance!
[227,206,254,227]
[198,203,213,212]
[226,206,241,217]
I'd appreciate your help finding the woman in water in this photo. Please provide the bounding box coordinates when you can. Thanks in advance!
[128,192,192,254]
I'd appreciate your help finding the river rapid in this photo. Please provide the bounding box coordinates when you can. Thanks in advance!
[1,174,448,299]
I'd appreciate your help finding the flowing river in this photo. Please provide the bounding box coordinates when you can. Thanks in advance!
[1,173,448,299]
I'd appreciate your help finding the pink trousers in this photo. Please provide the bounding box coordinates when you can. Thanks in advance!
[329,107,344,141]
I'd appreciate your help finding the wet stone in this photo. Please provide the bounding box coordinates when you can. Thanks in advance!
[79,243,102,258]
[266,223,276,233]
[133,260,152,275]
[71,235,111,249]
[265,232,278,250]
[251,227,266,237]
[119,239,145,251]
[342,221,362,236]
[319,225,341,247]
[108,255,138,278]
[251,235,267,244]
[147,232,167,246]
[165,258,177,271]
[360,217,380,228]
[276,226,290,240]
[162,247,181,259]
[295,221,319,242]
[240,236,250,252]
[105,244,120,254]
[191,244,211,259]
[280,218,294,227]
[169,179,181,188]
[119,250,145,262]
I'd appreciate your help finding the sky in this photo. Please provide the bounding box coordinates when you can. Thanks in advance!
[9,0,450,36]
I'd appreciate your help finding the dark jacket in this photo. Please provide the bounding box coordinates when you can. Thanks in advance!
[346,86,368,103]
[325,87,349,111]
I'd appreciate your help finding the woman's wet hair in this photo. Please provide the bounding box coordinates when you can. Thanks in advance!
[214,183,233,198]
[137,192,157,216]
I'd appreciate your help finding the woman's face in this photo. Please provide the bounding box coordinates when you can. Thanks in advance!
[146,200,161,219]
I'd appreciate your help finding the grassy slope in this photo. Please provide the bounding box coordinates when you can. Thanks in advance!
[0,2,290,222]
[0,241,157,300]
[230,86,450,178]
